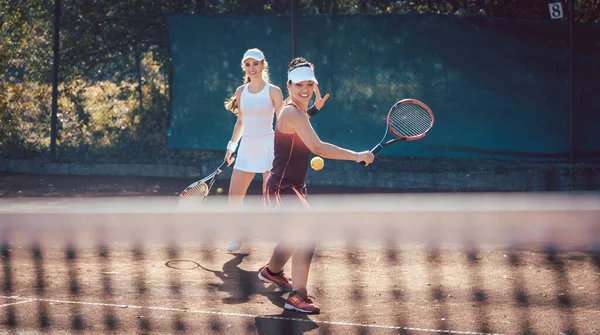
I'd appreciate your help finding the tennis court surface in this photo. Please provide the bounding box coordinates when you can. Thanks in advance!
[1,173,599,335]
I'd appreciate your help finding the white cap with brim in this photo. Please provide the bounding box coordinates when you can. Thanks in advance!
[242,49,265,62]
[288,66,318,84]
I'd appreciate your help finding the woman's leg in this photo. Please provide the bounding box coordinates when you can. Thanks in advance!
[227,169,255,252]
[284,243,320,314]
[291,244,316,291]
[261,171,270,195]
[283,187,320,313]
[257,242,295,291]
[263,184,296,272]
[257,186,295,290]
[228,169,256,206]
[266,244,295,273]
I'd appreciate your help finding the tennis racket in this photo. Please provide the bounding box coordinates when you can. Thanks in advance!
[361,99,434,165]
[177,153,236,205]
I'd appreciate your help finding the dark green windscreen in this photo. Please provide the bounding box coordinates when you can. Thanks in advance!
[166,14,600,161]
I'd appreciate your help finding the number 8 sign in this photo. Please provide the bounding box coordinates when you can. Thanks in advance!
[549,2,564,20]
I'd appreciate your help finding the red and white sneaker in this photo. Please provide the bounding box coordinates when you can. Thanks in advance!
[257,265,292,291]
[284,290,320,314]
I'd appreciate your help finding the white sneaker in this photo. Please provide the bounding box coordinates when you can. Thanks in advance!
[226,240,241,252]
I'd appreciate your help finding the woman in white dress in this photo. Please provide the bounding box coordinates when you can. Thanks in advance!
[223,48,282,252]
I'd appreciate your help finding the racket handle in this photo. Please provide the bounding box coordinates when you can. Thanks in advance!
[220,152,238,171]
[359,144,383,166]
[371,144,384,155]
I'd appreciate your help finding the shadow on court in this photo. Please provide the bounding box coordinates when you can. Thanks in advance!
[255,312,319,335]
[193,253,320,334]
[197,253,287,307]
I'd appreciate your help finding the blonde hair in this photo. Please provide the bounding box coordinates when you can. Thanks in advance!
[224,51,270,115]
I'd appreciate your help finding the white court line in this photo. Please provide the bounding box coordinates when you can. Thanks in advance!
[0,295,505,335]
[0,299,35,308]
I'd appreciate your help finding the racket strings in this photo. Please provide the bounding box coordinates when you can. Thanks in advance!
[180,182,209,200]
[389,104,433,138]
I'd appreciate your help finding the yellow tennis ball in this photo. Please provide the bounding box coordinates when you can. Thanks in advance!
[311,156,324,171]
[216,187,224,194]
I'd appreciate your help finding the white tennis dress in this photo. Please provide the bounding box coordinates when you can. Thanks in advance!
[234,82,275,173]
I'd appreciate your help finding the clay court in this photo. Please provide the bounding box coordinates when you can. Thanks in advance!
[1,172,600,335]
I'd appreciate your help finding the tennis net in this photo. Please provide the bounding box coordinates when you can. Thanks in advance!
[1,193,599,334]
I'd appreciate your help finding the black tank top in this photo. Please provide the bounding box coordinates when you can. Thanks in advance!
[266,103,310,190]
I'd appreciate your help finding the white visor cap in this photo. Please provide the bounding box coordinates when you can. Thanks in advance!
[242,49,265,62]
[287,66,318,84]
